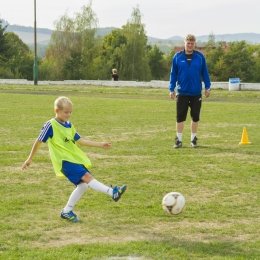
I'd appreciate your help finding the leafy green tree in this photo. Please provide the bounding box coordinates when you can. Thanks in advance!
[4,32,35,79]
[98,29,127,79]
[77,4,101,79]
[119,6,151,81]
[206,41,260,83]
[247,44,260,83]
[205,43,226,81]
[62,50,83,79]
[206,31,215,47]
[42,0,100,80]
[0,20,35,79]
[253,59,260,82]
[148,44,168,80]
[0,20,7,50]
[162,48,176,80]
[45,12,75,79]
[0,20,8,69]
[223,41,255,82]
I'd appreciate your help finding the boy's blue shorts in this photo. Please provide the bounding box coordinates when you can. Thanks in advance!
[61,161,91,186]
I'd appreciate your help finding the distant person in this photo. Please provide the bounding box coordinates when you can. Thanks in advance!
[111,68,119,81]
[22,96,126,222]
[169,34,211,148]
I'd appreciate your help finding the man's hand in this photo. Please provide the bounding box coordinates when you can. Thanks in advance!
[170,92,176,100]
[205,89,210,98]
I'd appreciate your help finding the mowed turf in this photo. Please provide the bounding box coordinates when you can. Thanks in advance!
[0,84,260,260]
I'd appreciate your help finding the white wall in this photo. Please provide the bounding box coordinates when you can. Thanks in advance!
[1,79,260,91]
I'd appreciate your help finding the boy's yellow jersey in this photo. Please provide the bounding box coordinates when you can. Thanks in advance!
[48,118,92,178]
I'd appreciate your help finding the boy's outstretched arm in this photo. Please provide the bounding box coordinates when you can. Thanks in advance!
[22,139,42,170]
[77,138,111,149]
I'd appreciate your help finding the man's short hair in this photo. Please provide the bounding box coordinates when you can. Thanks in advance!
[185,34,196,42]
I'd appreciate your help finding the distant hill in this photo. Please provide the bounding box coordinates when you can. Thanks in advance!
[163,34,260,44]
[2,21,260,45]
[148,36,183,43]
[2,20,260,58]
[166,36,184,41]
[196,33,260,44]
[4,23,117,44]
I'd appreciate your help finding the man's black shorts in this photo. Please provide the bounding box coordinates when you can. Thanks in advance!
[176,94,202,122]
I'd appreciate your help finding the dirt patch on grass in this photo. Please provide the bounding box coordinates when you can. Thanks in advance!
[32,227,152,248]
[104,257,148,260]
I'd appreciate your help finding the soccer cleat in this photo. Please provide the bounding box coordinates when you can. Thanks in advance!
[173,137,182,148]
[111,184,127,202]
[60,210,80,222]
[191,136,198,148]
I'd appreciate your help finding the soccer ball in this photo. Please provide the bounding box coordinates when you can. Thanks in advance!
[162,192,185,216]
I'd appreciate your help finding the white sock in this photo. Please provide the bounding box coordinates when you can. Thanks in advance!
[177,133,182,141]
[88,179,113,197]
[63,183,88,213]
[191,133,196,141]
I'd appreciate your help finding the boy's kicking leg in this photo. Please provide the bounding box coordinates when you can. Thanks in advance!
[81,173,127,202]
[61,172,126,222]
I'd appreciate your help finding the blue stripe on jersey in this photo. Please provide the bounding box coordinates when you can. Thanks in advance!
[38,121,53,142]
[38,119,81,143]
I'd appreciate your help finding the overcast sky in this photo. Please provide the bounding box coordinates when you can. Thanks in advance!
[1,0,260,39]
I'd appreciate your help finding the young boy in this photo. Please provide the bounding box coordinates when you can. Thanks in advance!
[111,68,119,81]
[22,96,126,222]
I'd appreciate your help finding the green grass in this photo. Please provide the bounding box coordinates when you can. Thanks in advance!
[1,84,260,260]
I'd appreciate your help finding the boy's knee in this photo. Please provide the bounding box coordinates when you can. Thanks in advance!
[78,182,88,191]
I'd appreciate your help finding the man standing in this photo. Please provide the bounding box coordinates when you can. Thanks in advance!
[169,34,211,148]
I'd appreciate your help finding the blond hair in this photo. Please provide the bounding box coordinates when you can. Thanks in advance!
[112,68,117,73]
[185,34,196,42]
[54,96,73,110]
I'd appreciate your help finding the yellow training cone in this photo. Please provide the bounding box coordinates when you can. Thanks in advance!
[239,127,251,145]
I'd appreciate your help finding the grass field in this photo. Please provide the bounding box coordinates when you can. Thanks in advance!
[1,84,260,260]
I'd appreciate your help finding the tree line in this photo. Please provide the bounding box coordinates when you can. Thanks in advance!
[1,2,260,83]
